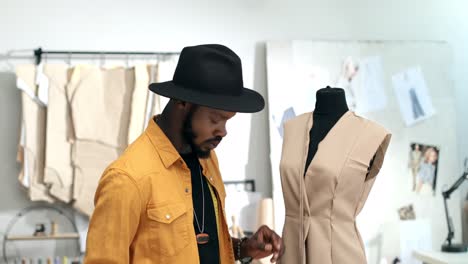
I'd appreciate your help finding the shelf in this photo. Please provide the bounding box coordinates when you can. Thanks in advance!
[6,233,80,241]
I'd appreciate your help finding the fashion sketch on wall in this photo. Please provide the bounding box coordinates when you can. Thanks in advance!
[392,67,436,126]
[409,143,439,195]
[335,56,387,114]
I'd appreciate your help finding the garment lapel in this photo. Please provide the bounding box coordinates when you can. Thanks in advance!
[302,111,353,208]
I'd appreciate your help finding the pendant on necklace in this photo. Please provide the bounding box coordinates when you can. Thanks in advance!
[196,233,210,244]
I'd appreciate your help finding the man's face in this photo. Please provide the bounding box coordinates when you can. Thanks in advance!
[183,105,236,158]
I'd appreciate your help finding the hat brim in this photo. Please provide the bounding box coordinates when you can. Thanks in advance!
[149,81,265,113]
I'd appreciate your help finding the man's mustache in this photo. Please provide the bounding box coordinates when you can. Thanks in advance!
[206,136,223,144]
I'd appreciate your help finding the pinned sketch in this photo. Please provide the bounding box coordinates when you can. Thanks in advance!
[392,67,435,126]
[335,56,387,113]
[336,56,359,110]
[408,143,439,195]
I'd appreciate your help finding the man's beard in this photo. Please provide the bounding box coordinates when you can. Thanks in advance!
[182,109,222,159]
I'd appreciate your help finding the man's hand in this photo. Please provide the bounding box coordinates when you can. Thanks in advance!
[241,225,285,263]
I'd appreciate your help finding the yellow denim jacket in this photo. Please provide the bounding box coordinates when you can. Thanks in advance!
[84,118,235,264]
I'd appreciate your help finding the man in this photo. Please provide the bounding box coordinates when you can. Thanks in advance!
[85,44,285,264]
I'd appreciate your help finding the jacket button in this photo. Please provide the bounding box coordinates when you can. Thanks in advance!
[185,188,189,193]
[210,177,213,181]
[165,214,171,220]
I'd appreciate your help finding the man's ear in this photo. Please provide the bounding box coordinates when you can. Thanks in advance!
[174,100,187,108]
[174,100,192,112]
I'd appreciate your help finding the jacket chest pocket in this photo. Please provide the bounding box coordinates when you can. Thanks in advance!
[147,203,190,256]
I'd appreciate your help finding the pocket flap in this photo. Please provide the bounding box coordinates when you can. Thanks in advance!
[147,203,187,224]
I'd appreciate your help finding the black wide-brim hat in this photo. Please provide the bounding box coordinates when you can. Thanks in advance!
[149,44,265,113]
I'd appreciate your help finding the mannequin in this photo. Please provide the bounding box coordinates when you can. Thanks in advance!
[278,87,391,264]
[305,86,349,173]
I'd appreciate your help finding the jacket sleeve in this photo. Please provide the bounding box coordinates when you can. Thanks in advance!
[84,168,142,264]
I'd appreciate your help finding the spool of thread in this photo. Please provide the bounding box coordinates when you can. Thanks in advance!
[256,198,274,230]
[50,221,57,236]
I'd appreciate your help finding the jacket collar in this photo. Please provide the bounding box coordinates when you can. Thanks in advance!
[145,116,182,169]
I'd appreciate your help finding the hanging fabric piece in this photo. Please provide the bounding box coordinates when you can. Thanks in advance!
[42,64,75,203]
[67,65,135,215]
[13,54,177,209]
[15,64,54,202]
[152,57,178,115]
[67,65,135,147]
[35,62,49,106]
[127,64,153,145]
[144,64,159,127]
[72,140,121,216]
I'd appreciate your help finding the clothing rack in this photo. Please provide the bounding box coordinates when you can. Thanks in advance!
[33,47,180,65]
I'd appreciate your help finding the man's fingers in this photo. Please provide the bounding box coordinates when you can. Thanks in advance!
[250,225,281,260]
[255,241,272,251]
[266,229,284,262]
[270,253,279,263]
[253,230,264,243]
[271,232,282,252]
[260,226,282,253]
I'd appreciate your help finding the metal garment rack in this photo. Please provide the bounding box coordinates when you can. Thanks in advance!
[33,47,180,65]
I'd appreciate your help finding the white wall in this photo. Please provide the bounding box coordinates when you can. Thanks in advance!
[1,0,467,261]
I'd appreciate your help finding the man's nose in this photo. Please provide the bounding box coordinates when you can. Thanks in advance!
[215,125,227,138]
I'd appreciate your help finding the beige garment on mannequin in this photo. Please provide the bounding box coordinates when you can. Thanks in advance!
[43,64,74,202]
[278,111,391,264]
[16,65,54,202]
